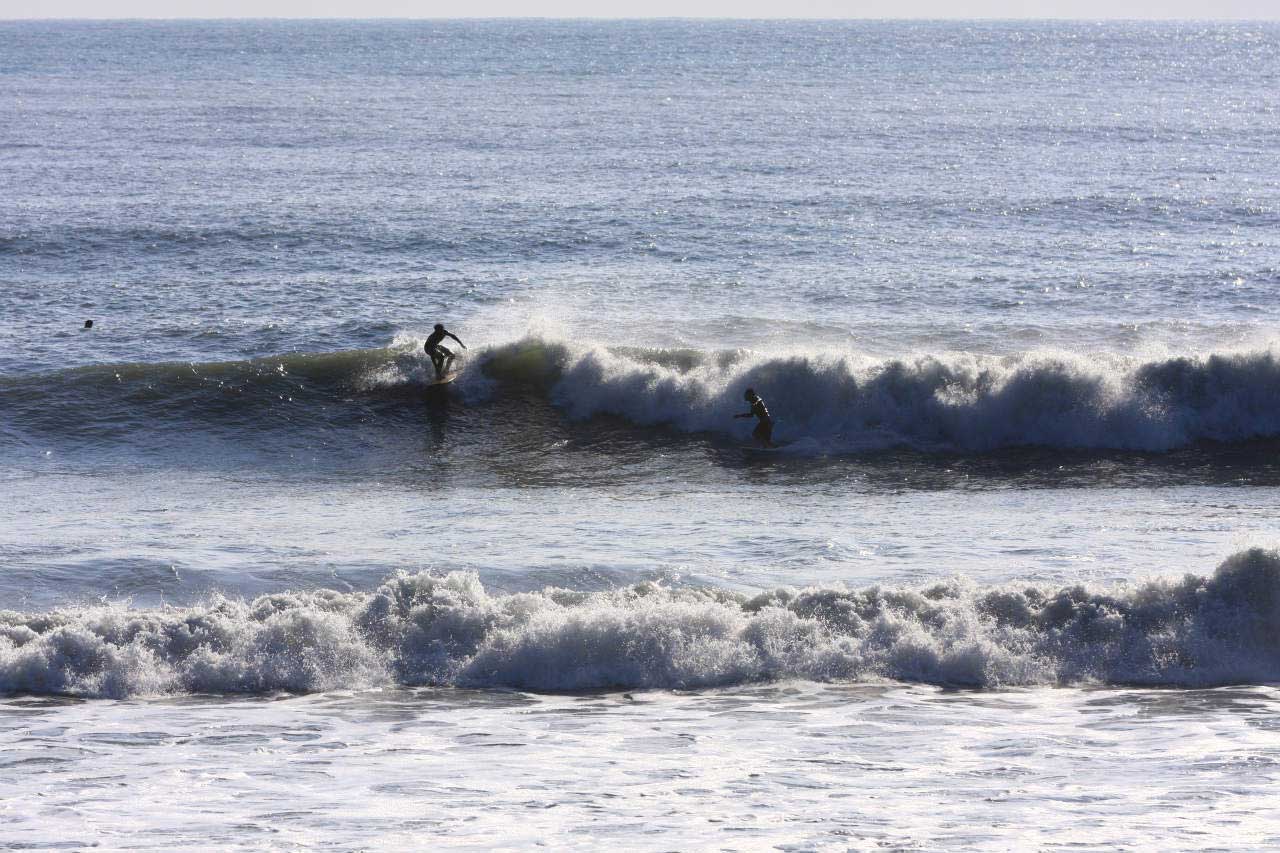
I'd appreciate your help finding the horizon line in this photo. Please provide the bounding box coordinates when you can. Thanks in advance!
[5,14,1280,21]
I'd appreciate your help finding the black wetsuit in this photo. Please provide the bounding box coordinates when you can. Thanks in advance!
[425,328,462,376]
[748,396,773,445]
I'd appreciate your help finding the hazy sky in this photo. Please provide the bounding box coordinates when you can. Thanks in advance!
[9,0,1280,19]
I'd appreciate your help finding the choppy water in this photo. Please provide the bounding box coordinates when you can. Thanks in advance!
[3,19,1280,849]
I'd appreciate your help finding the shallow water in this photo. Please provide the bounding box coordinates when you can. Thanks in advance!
[5,685,1280,850]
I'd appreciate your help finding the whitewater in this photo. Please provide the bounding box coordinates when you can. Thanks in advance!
[7,549,1280,698]
[4,18,1280,851]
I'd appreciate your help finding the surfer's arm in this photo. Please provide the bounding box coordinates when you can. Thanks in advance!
[447,332,467,348]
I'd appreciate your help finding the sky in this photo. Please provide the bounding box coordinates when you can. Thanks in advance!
[7,0,1279,19]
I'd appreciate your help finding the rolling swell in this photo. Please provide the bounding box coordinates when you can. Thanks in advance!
[0,346,432,446]
[5,337,1280,454]
[4,548,1280,697]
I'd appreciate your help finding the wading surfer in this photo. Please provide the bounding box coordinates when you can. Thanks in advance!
[425,323,466,379]
[734,387,774,447]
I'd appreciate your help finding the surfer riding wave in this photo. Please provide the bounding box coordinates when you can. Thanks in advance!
[425,323,467,379]
[734,387,774,447]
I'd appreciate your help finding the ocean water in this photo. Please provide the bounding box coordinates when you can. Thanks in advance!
[3,18,1280,849]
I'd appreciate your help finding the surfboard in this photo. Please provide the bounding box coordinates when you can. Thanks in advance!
[742,441,789,453]
[427,372,458,387]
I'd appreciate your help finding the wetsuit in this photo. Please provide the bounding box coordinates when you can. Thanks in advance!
[748,396,773,445]
[424,327,462,377]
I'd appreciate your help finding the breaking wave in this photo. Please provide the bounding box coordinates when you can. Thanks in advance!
[4,549,1280,698]
[479,338,1280,452]
[6,335,1280,454]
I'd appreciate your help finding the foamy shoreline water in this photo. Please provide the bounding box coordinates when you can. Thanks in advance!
[5,683,1279,850]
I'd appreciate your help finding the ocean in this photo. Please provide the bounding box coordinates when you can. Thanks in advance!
[3,18,1280,849]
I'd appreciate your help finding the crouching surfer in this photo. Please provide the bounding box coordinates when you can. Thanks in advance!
[734,387,774,447]
[425,323,467,379]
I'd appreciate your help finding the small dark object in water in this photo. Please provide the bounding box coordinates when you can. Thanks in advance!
[83,319,94,329]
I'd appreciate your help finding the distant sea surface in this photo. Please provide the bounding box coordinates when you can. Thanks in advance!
[3,20,1280,849]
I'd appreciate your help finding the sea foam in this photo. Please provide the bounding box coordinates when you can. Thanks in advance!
[4,549,1279,698]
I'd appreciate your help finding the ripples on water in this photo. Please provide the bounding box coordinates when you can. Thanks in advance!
[5,685,1280,849]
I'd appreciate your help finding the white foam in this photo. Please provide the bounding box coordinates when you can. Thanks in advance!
[4,549,1279,698]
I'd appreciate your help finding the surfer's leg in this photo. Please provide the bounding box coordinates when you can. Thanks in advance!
[437,345,454,377]
[754,421,774,447]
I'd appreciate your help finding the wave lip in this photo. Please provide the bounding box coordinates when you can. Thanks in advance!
[4,549,1280,698]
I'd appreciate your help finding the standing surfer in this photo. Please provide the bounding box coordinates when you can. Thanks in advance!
[734,388,774,447]
[425,323,466,379]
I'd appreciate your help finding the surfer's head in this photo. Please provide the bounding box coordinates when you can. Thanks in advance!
[744,388,756,401]
[434,323,445,332]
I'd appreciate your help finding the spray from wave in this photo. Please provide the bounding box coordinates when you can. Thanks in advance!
[4,549,1280,698]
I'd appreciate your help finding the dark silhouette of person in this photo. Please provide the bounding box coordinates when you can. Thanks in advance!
[734,387,774,447]
[424,323,466,379]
